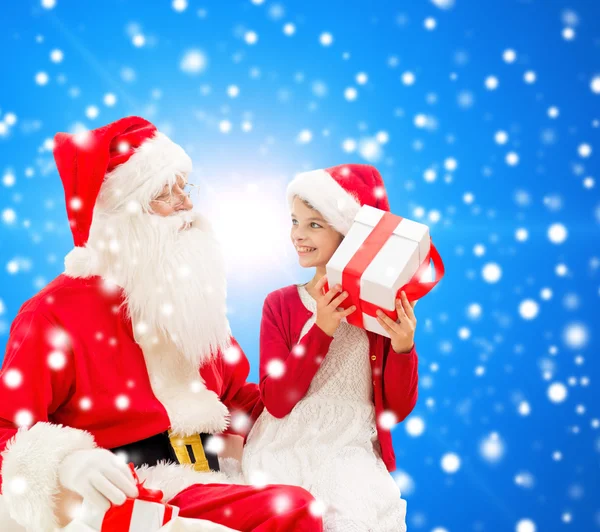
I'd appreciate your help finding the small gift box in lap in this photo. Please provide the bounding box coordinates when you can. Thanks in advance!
[62,515,239,532]
[62,465,239,532]
[325,205,445,337]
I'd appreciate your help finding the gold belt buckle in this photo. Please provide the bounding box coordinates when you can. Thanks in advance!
[168,431,211,472]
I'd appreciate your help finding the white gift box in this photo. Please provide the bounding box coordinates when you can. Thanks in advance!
[72,497,179,532]
[61,466,241,532]
[62,513,239,532]
[61,501,239,532]
[326,205,440,338]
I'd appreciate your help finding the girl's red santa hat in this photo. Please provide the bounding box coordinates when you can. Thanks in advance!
[53,116,192,275]
[286,163,390,235]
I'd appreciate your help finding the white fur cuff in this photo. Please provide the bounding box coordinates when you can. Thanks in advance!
[136,462,232,503]
[1,422,96,531]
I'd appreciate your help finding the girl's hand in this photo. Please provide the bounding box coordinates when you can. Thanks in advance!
[314,276,357,337]
[376,291,417,353]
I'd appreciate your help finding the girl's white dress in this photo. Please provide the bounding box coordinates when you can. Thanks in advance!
[242,285,407,532]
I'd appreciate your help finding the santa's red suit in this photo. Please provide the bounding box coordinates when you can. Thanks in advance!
[0,117,323,532]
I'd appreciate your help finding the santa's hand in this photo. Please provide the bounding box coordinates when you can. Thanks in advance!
[58,448,139,512]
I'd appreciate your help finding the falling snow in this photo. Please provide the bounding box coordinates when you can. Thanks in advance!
[0,3,597,532]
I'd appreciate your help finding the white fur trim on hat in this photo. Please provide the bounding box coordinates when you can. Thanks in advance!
[286,169,361,235]
[64,246,100,278]
[98,131,192,212]
[0,422,96,531]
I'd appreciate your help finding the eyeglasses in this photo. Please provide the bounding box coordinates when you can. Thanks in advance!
[151,182,200,209]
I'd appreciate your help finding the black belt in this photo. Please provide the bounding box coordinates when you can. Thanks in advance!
[110,431,219,472]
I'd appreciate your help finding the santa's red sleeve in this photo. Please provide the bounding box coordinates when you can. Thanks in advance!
[0,310,96,531]
[381,341,419,423]
[259,295,334,419]
[218,337,262,440]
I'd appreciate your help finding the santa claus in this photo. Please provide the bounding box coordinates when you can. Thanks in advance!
[0,117,322,531]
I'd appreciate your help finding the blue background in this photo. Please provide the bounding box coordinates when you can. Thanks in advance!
[1,0,599,530]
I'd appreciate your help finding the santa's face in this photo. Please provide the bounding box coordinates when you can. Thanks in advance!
[87,191,231,367]
[148,175,195,223]
[290,196,344,270]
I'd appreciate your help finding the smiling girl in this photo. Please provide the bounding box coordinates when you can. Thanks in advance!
[242,164,419,532]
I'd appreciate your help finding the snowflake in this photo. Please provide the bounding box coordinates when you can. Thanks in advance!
[104,93,117,106]
[440,452,461,473]
[245,31,259,45]
[405,416,425,437]
[547,382,568,403]
[319,32,333,46]
[378,410,398,430]
[3,369,23,388]
[180,50,207,75]
[205,435,225,454]
[343,87,357,101]
[48,350,67,370]
[479,432,505,463]
[266,359,285,378]
[172,0,187,12]
[115,394,130,410]
[516,519,536,532]
[50,49,63,63]
[224,345,242,364]
[35,72,49,86]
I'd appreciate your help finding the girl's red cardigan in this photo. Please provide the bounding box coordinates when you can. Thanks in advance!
[254,284,419,472]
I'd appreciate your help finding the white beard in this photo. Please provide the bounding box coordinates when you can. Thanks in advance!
[86,209,232,367]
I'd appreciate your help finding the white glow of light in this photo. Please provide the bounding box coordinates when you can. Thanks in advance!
[199,179,291,278]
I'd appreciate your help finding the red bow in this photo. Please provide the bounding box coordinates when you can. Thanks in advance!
[128,463,164,503]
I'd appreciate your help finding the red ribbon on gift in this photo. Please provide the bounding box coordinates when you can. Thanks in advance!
[100,464,175,531]
[128,463,164,503]
[331,211,445,329]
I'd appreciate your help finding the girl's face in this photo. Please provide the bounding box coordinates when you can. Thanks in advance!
[290,196,344,269]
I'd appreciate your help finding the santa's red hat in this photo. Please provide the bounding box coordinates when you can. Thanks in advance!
[286,164,390,235]
[53,116,192,248]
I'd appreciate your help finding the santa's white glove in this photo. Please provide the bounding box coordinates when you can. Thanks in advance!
[58,448,139,512]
